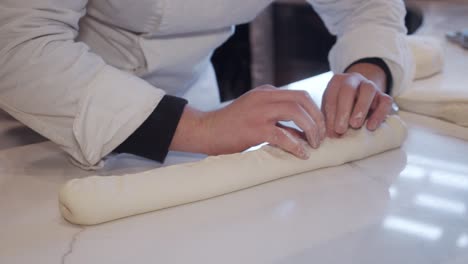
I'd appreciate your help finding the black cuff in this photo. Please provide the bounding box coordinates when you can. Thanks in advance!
[345,57,394,95]
[114,95,188,162]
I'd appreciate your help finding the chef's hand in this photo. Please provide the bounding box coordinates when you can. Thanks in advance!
[170,85,325,159]
[322,62,393,137]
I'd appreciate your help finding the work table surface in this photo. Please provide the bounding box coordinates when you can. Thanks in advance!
[1,1,468,263]
[1,107,468,264]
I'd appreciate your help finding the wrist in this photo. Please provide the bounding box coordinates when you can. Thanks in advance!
[345,62,387,93]
[169,105,213,154]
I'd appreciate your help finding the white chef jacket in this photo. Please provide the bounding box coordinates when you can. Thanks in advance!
[0,0,413,169]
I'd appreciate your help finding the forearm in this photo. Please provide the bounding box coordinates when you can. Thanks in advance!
[0,2,169,168]
[169,105,211,154]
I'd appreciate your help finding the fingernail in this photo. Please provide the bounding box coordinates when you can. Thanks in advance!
[299,146,310,160]
[337,123,347,134]
[315,133,321,147]
[352,117,362,128]
[320,125,326,140]
[306,135,314,148]
[336,126,347,136]
[338,117,346,132]
[311,140,318,149]
[307,132,318,149]
[353,112,364,126]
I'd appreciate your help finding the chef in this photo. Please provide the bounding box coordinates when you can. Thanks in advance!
[0,0,413,169]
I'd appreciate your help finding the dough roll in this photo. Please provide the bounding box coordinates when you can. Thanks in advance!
[59,116,407,225]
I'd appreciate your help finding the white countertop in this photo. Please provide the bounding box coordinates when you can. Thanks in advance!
[2,74,468,264]
[2,1,468,263]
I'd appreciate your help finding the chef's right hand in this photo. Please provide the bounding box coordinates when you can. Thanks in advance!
[170,85,326,159]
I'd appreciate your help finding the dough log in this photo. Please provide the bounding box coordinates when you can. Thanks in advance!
[59,116,407,225]
[407,35,444,80]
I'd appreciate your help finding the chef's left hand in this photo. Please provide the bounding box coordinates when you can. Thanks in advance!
[321,63,393,137]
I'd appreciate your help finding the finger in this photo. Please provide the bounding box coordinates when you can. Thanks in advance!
[370,94,379,112]
[276,123,307,141]
[366,93,393,131]
[268,126,309,159]
[334,78,360,134]
[261,89,326,140]
[293,91,325,141]
[271,103,320,148]
[350,80,377,129]
[321,78,340,138]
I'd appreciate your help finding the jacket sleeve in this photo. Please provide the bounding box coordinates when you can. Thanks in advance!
[0,0,165,169]
[307,0,415,96]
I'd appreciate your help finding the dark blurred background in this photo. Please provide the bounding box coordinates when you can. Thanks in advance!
[212,1,423,102]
